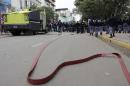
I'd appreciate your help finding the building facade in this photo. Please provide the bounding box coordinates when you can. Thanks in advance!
[11,0,41,10]
[11,0,55,11]
[56,8,74,22]
[40,0,55,8]
[0,0,55,12]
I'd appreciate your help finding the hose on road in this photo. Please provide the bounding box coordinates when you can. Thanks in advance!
[27,36,130,85]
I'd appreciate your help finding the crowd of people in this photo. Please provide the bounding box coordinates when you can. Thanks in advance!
[46,20,87,34]
[0,15,130,37]
[47,18,130,38]
[88,18,130,38]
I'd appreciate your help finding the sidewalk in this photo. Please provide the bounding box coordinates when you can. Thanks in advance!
[99,33,130,50]
[114,33,130,44]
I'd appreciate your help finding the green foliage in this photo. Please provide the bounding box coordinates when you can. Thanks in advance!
[37,6,54,24]
[72,8,80,14]
[29,4,38,11]
[75,0,130,20]
[54,13,59,21]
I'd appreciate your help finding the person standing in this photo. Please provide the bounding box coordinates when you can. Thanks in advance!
[107,16,118,38]
[57,20,62,35]
[81,21,86,33]
[47,21,52,32]
[79,22,82,33]
[99,21,104,35]
[75,21,80,34]
[94,20,99,37]
[117,20,123,33]
[52,22,56,32]
[123,20,129,33]
[89,20,94,36]
[109,26,113,38]
[0,13,3,34]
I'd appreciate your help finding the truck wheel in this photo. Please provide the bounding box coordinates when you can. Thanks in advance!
[33,31,36,35]
[44,30,48,33]
[11,31,21,36]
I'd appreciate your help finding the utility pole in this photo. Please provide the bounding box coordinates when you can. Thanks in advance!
[20,0,23,9]
[25,0,28,8]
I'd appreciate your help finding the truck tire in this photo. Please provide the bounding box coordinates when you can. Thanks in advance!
[33,31,37,35]
[44,30,48,33]
[11,31,21,36]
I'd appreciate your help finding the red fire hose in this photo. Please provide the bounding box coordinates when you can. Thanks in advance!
[27,37,130,85]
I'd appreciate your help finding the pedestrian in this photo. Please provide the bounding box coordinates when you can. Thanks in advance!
[75,21,80,34]
[0,13,3,34]
[48,22,52,32]
[94,20,99,37]
[99,21,103,35]
[89,20,94,36]
[117,25,122,33]
[79,22,82,33]
[108,26,113,38]
[54,22,57,32]
[71,22,75,33]
[57,20,62,35]
[123,20,129,33]
[107,16,118,38]
[80,21,85,33]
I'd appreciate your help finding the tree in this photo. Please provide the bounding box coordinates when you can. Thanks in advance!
[75,0,130,20]
[29,4,38,11]
[37,6,54,24]
[54,13,59,21]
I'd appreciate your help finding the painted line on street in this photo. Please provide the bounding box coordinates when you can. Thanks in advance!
[32,33,73,48]
[32,42,44,48]
[32,35,65,48]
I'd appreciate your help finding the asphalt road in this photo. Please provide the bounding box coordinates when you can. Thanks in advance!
[0,32,129,86]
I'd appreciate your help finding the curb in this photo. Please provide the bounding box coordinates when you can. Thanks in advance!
[99,35,130,50]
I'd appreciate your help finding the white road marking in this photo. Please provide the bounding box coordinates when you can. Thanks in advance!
[105,72,111,76]
[32,37,59,48]
[32,42,44,48]
[32,33,71,48]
